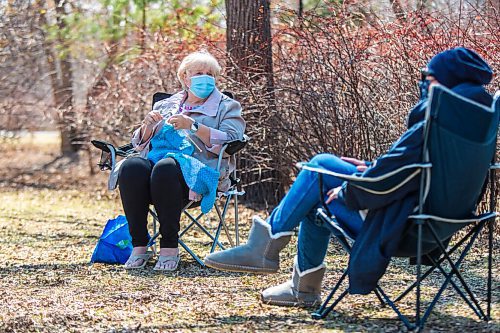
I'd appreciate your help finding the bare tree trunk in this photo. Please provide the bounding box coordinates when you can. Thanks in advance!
[85,5,123,127]
[226,0,274,92]
[55,2,78,153]
[40,0,80,154]
[141,0,146,51]
[226,0,284,205]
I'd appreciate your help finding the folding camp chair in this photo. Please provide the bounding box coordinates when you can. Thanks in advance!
[299,85,499,330]
[92,91,249,266]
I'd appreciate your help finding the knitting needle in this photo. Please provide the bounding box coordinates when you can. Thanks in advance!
[183,130,203,152]
[161,116,202,153]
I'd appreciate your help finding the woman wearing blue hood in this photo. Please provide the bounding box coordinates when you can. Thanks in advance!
[204,47,494,306]
[408,47,494,127]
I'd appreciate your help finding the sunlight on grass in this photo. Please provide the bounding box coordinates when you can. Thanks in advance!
[0,131,60,151]
[0,187,498,332]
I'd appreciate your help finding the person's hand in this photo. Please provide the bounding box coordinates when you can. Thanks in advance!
[341,156,368,172]
[168,114,194,130]
[143,111,163,128]
[325,186,342,204]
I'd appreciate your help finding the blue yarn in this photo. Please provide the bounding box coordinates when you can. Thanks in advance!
[147,123,220,213]
[147,123,194,164]
[166,152,220,213]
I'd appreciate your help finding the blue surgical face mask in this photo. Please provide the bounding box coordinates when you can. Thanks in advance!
[188,74,216,99]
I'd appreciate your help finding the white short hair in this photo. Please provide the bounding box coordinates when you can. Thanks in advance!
[177,51,222,89]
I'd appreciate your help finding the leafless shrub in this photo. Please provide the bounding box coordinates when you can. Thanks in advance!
[86,4,498,212]
[239,5,499,209]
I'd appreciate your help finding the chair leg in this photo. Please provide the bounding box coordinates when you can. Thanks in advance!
[153,207,223,267]
[148,190,245,267]
[311,276,391,321]
[213,196,234,250]
[234,193,239,246]
[425,254,484,322]
[178,239,205,266]
[221,203,234,247]
[210,204,226,253]
[374,288,386,306]
[210,199,235,253]
[312,270,349,319]
[179,220,196,238]
[179,211,204,237]
[146,231,160,248]
[315,207,416,329]
[487,218,493,320]
[487,168,496,321]
[420,222,488,323]
[182,210,226,250]
[374,286,416,330]
[394,226,477,303]
[415,220,423,329]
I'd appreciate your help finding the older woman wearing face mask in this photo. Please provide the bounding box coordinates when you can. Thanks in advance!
[118,51,246,271]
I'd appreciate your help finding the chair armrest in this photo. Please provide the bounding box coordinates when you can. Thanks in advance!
[297,161,432,194]
[91,140,117,171]
[215,135,250,173]
[91,139,134,157]
[91,139,136,172]
[91,139,116,153]
[223,135,250,156]
[116,143,135,157]
[316,208,355,245]
[408,212,498,224]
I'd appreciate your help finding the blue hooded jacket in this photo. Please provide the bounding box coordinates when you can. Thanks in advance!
[408,47,493,127]
[341,47,494,295]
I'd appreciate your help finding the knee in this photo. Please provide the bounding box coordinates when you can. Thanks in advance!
[119,158,150,182]
[309,153,341,169]
[310,153,336,165]
[151,158,181,184]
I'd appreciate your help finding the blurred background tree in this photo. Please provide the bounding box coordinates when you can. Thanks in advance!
[0,0,222,154]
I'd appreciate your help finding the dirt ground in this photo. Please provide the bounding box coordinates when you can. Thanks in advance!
[0,134,498,332]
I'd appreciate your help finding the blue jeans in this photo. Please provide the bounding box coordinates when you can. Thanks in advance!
[268,154,364,271]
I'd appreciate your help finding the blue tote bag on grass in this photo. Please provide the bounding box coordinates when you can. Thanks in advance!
[91,215,135,264]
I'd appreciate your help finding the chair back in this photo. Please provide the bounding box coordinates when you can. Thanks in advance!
[152,92,172,108]
[425,85,498,217]
[397,85,499,256]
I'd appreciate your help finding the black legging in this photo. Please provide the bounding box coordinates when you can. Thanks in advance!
[118,157,190,248]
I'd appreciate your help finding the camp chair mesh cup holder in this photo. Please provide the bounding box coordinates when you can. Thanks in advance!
[298,85,499,330]
[92,91,249,266]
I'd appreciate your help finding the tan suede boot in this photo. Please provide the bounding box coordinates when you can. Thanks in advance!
[204,216,293,274]
[261,257,325,307]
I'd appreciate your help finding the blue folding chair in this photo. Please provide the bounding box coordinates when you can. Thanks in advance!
[300,85,499,330]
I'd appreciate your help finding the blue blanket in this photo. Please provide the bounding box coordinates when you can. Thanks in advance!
[148,123,219,213]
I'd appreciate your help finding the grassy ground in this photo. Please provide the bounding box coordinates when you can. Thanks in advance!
[0,135,498,332]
